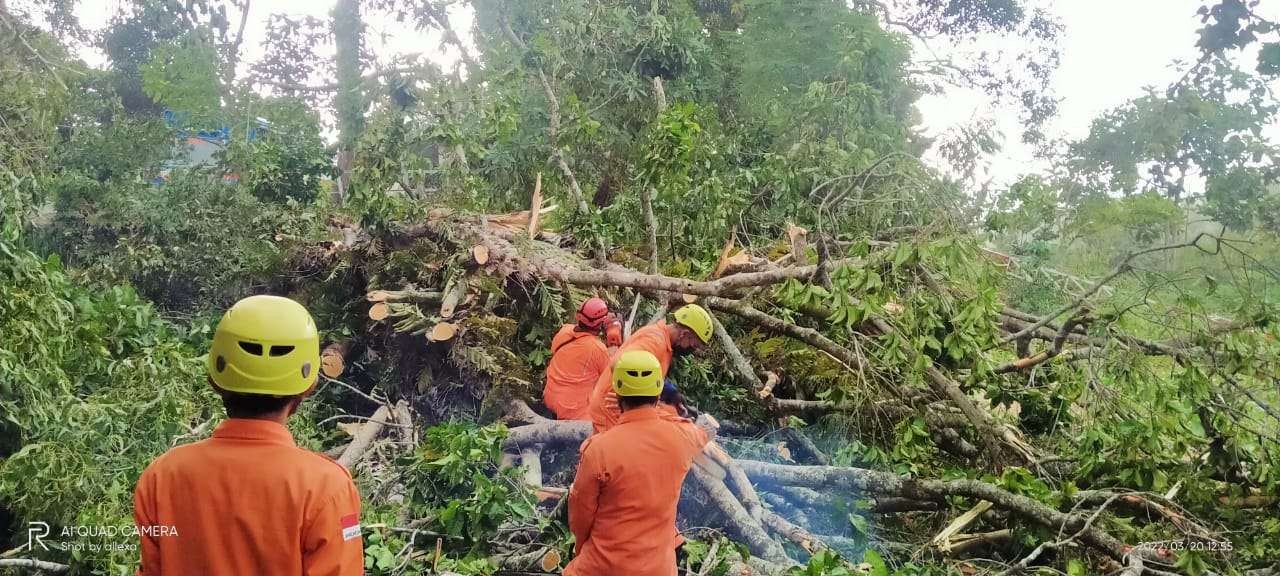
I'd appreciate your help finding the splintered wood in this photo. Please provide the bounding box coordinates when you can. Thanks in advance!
[528,172,543,239]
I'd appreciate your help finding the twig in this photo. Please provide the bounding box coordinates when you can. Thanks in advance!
[322,375,388,406]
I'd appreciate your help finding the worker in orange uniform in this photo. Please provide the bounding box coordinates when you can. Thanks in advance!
[588,304,714,434]
[133,295,363,576]
[565,350,714,576]
[544,297,617,420]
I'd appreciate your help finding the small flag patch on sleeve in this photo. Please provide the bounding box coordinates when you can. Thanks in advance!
[340,513,361,542]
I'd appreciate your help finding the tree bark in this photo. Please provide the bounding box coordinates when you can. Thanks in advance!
[338,404,391,469]
[0,558,70,573]
[689,465,792,564]
[332,0,365,206]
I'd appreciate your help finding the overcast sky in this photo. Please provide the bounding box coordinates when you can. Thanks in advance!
[69,0,1278,189]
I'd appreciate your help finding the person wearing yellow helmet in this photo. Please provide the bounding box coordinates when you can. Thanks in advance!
[587,304,715,434]
[565,351,711,576]
[133,295,363,576]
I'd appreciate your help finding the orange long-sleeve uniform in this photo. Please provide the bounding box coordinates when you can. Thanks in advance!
[565,406,710,576]
[588,322,675,434]
[133,419,363,576]
[544,324,611,420]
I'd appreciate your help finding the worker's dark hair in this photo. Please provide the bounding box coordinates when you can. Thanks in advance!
[220,391,297,418]
[618,395,659,410]
[210,378,300,418]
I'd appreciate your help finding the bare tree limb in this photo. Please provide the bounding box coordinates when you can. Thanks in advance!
[0,558,70,573]
[420,0,478,73]
[498,15,591,218]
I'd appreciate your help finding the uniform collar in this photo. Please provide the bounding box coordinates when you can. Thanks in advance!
[617,404,662,424]
[212,418,297,446]
[565,327,598,340]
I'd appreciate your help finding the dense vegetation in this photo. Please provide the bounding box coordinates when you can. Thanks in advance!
[1,0,1278,575]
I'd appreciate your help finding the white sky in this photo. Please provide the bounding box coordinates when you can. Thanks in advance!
[66,0,1279,189]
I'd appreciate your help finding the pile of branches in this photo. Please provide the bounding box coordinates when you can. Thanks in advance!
[312,211,1245,575]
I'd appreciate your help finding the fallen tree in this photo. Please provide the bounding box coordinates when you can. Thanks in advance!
[291,210,1258,574]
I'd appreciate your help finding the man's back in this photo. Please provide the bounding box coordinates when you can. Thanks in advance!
[588,323,673,433]
[544,324,610,420]
[134,419,363,576]
[566,406,708,576]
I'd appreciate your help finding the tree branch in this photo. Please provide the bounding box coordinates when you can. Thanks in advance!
[736,460,1135,562]
[498,15,591,218]
[996,235,1215,347]
[0,558,70,573]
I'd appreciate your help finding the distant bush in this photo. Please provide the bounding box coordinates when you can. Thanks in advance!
[38,170,323,312]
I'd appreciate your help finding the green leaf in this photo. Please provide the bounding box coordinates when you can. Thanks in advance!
[862,549,889,576]
[847,512,869,536]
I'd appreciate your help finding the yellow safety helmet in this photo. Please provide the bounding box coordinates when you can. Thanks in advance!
[612,350,663,397]
[673,304,713,344]
[207,295,321,396]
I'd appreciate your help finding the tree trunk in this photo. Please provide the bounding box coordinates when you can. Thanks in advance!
[332,0,365,206]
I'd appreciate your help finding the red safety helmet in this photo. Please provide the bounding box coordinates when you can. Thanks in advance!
[576,297,610,329]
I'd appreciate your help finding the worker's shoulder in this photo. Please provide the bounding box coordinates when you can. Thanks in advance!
[144,434,229,467]
[630,323,665,340]
[138,440,201,476]
[292,447,355,484]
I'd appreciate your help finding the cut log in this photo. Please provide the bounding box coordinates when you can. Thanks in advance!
[429,322,458,342]
[472,244,490,265]
[540,549,561,571]
[369,302,390,321]
[440,276,468,319]
[337,405,392,470]
[320,341,351,378]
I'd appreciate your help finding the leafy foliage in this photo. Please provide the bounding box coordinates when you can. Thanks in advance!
[0,239,216,572]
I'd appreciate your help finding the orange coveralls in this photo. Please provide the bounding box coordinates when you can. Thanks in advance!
[587,322,675,434]
[544,324,611,420]
[565,405,710,576]
[134,419,363,576]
